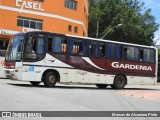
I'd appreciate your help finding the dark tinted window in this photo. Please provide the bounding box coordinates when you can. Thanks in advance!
[68,38,87,56]
[0,40,9,50]
[107,44,122,59]
[140,48,155,62]
[34,0,44,2]
[123,46,139,61]
[65,0,77,10]
[24,35,45,61]
[17,16,43,30]
[100,42,106,58]
[88,41,99,57]
[48,36,67,54]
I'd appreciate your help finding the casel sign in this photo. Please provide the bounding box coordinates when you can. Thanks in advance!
[16,0,44,11]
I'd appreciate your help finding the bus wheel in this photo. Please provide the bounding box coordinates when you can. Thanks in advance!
[43,71,57,87]
[111,75,126,89]
[96,84,108,89]
[30,81,41,86]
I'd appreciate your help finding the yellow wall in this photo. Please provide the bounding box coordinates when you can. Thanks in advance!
[0,0,88,36]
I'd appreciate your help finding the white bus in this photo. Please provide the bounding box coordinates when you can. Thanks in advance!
[4,31,158,88]
[0,34,11,78]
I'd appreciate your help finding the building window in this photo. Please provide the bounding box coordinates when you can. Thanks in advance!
[74,26,78,33]
[65,0,77,10]
[68,25,72,32]
[17,16,43,30]
[33,0,44,2]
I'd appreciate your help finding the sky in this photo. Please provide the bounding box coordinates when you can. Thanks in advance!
[138,0,160,44]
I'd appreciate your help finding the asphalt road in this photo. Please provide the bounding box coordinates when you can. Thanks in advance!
[0,78,160,120]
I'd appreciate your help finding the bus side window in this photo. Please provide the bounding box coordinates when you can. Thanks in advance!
[48,36,67,54]
[150,50,155,62]
[74,40,87,56]
[114,45,122,59]
[32,37,37,53]
[140,49,144,61]
[134,47,139,61]
[62,42,67,53]
[107,44,122,59]
[68,39,79,55]
[82,41,87,56]
[68,38,87,56]
[100,43,105,58]
[88,41,99,57]
[143,49,155,62]
[48,37,53,52]
[37,37,45,54]
[68,39,74,55]
[26,36,36,53]
[123,47,127,60]
[54,37,62,53]
[25,35,45,60]
[124,46,139,61]
[60,37,67,53]
[107,44,112,58]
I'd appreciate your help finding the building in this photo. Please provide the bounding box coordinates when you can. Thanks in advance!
[0,0,88,36]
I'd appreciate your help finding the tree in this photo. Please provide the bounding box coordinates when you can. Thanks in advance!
[89,0,104,37]
[88,0,159,46]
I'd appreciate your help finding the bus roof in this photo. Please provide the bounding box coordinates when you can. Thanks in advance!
[66,34,156,49]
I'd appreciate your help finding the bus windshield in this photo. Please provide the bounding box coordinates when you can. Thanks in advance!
[6,35,24,61]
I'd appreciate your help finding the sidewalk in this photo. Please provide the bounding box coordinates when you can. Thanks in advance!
[118,83,160,101]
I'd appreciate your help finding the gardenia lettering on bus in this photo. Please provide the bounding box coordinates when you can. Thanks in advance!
[16,0,44,12]
[111,62,152,71]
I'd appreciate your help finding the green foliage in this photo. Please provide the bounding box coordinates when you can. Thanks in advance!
[88,0,159,46]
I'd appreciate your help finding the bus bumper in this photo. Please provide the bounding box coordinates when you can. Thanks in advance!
[4,69,17,80]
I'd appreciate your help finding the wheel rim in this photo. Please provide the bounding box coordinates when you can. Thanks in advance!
[49,75,55,84]
[116,78,123,86]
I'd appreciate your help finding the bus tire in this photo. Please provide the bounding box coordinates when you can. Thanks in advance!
[30,81,41,86]
[43,71,57,87]
[111,75,126,89]
[96,84,108,89]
